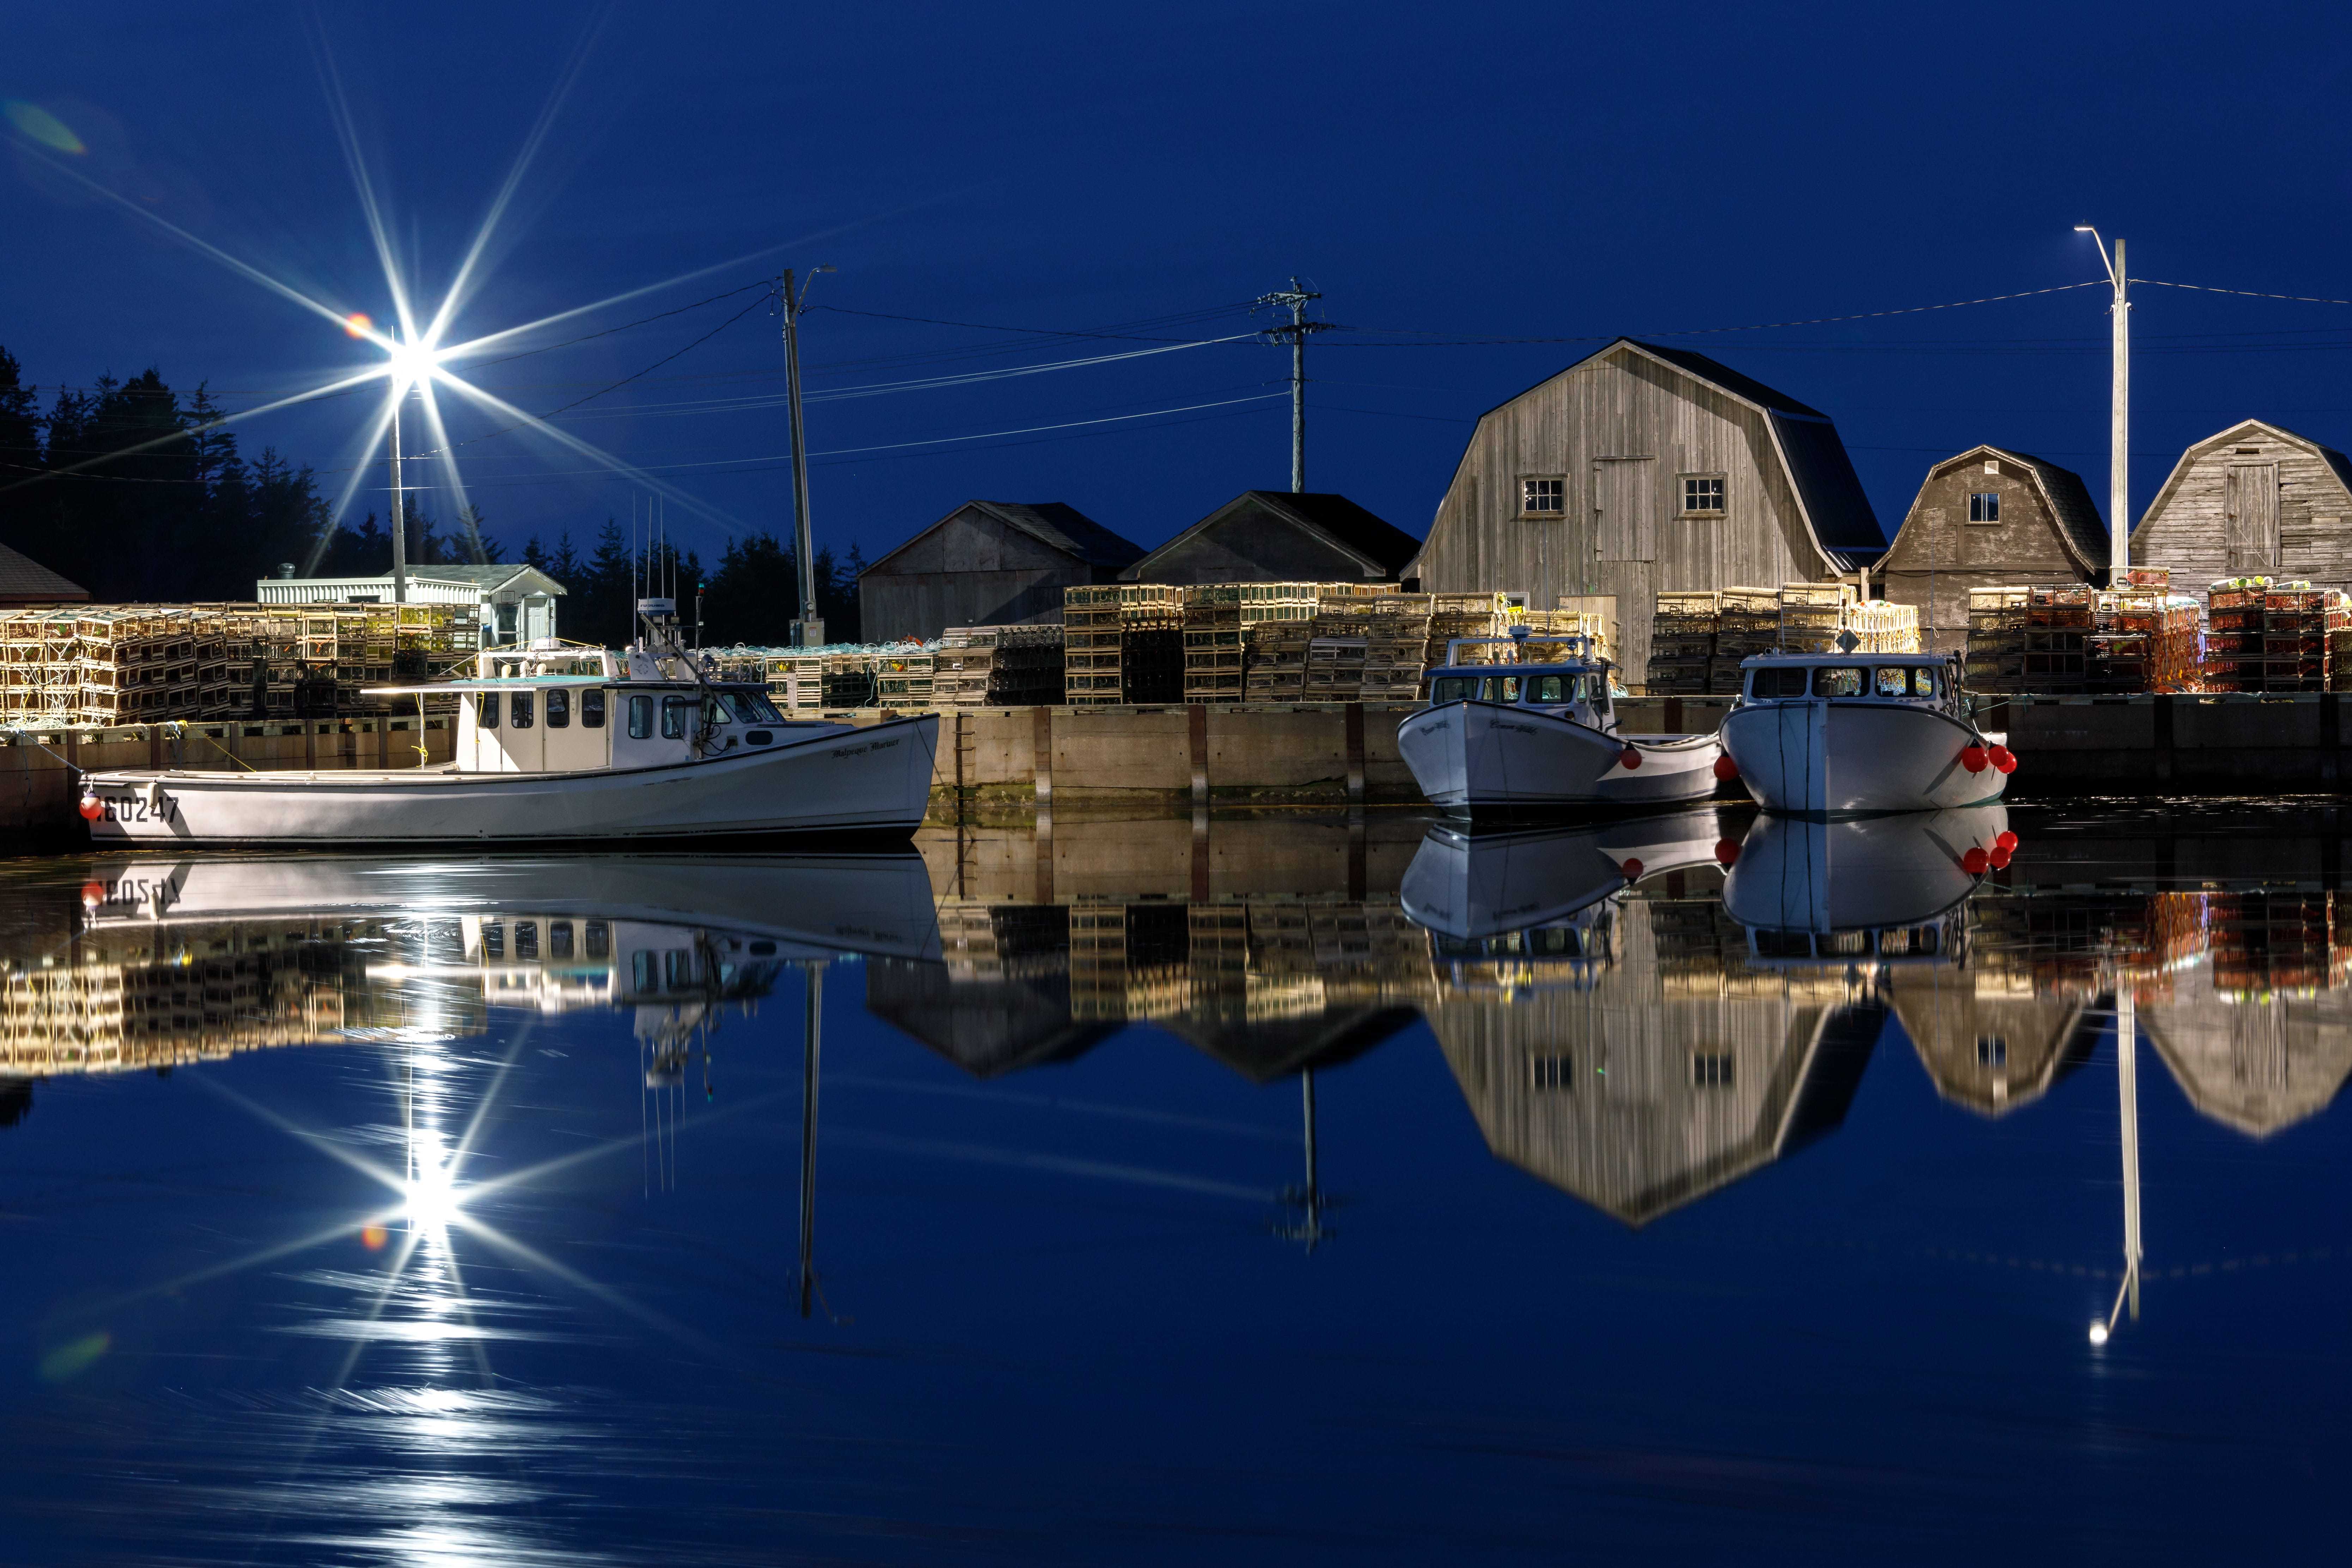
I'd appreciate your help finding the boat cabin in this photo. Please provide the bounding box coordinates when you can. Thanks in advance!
[378,645,805,775]
[1735,652,1962,716]
[1423,632,1619,730]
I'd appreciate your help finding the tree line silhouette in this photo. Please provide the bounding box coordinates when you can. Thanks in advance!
[0,346,863,644]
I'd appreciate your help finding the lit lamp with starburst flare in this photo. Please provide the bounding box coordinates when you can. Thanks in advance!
[343,311,448,606]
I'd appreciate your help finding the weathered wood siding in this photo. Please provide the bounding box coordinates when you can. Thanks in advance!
[2133,428,2352,600]
[860,505,1101,642]
[1878,455,2093,654]
[1412,349,1830,680]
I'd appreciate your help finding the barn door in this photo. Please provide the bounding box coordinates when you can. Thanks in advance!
[2226,464,2280,573]
[1594,458,1655,562]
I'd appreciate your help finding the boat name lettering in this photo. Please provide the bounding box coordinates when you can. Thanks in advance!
[100,792,178,826]
[829,737,901,760]
[94,875,179,912]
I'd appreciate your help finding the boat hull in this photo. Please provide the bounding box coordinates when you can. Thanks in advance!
[1396,701,1722,814]
[1718,701,2005,817]
[81,715,940,845]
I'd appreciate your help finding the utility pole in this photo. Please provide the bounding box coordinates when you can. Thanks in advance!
[1258,279,1329,492]
[388,395,407,605]
[2077,227,2131,581]
[779,266,835,648]
[797,960,824,1319]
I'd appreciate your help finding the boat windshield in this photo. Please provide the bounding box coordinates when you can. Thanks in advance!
[1750,664,1941,700]
[1430,670,1603,706]
[711,688,785,724]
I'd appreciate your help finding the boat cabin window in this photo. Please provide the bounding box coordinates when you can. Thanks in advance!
[1430,676,1477,704]
[1906,667,1939,698]
[661,694,694,739]
[1812,667,1864,698]
[1750,667,1809,699]
[1873,667,1910,699]
[546,689,571,728]
[510,692,535,728]
[583,689,607,729]
[716,687,784,723]
[1483,676,1520,703]
[478,692,500,728]
[1524,672,1602,704]
[628,695,653,739]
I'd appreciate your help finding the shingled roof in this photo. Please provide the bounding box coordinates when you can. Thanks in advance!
[0,541,89,604]
[1880,445,2107,573]
[963,502,1145,570]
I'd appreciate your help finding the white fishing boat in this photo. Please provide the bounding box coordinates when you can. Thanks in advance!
[79,602,938,846]
[1716,651,2012,817]
[1396,631,1724,818]
[1398,806,1739,943]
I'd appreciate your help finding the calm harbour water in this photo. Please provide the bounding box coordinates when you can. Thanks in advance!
[3,800,2350,1564]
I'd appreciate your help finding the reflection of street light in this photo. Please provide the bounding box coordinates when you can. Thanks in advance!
[2088,1320,2110,1346]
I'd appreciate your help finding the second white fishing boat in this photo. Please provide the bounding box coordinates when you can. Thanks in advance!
[1717,651,2013,817]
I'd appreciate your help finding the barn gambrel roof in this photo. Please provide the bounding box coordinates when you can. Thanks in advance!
[865,500,1143,577]
[2130,419,2352,542]
[1455,339,1884,570]
[1878,445,2107,574]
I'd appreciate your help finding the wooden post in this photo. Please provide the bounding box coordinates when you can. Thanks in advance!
[1188,703,1209,810]
[303,721,317,771]
[1343,702,1365,806]
[1031,705,1053,810]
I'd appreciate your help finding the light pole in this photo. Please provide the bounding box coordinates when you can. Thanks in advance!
[388,390,407,605]
[2076,226,2130,582]
[778,266,835,649]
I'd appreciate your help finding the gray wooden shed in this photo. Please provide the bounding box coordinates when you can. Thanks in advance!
[1406,339,1884,680]
[1874,446,2104,653]
[1119,491,1420,587]
[2131,420,2352,597]
[859,500,1143,644]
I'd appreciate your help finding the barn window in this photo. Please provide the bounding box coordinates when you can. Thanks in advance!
[1531,1054,1572,1090]
[1693,1053,1734,1087]
[1520,477,1565,516]
[1968,492,2001,524]
[1681,475,1725,515]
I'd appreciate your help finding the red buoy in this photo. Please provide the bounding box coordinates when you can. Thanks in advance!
[1712,754,1739,782]
[1619,857,1645,881]
[79,881,105,907]
[1962,846,1990,875]
[1960,744,1988,774]
[1995,829,2019,852]
[1988,844,2014,870]
[1989,745,2017,775]
[1714,839,1740,867]
[1618,746,1642,770]
[77,794,103,822]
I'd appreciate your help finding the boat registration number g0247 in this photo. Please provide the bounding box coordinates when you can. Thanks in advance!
[98,792,179,825]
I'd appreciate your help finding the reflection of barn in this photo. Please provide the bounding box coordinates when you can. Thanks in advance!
[2141,986,2352,1136]
[1427,894,1882,1225]
[1889,970,2098,1117]
[865,897,1435,1083]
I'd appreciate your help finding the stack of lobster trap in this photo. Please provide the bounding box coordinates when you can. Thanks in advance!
[1062,585,1129,706]
[932,625,1066,707]
[1644,590,1719,695]
[1360,594,1435,701]
[1304,596,1373,701]
[0,601,478,727]
[2088,570,2201,693]
[1180,586,1244,703]
[2204,577,2347,693]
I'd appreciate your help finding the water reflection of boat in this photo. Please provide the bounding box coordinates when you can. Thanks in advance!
[1721,806,2010,951]
[1398,807,1738,943]
[0,853,940,1092]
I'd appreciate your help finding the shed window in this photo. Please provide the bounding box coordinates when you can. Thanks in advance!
[583,689,607,729]
[545,689,570,728]
[628,695,653,739]
[1521,477,1565,516]
[1968,492,2001,524]
[1681,475,1726,515]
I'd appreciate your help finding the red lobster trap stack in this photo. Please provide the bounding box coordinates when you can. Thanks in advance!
[2088,569,2202,694]
[2203,577,2347,693]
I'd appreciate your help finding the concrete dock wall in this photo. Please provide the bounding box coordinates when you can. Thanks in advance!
[1989,694,2352,789]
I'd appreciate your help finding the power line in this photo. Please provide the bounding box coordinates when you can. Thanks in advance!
[2131,277,2352,307]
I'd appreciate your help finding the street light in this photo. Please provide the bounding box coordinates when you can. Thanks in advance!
[2076,225,2130,582]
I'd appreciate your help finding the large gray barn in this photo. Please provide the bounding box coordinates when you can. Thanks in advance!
[1874,446,2104,653]
[1121,491,1420,586]
[1406,339,1884,678]
[2131,420,2352,597]
[859,500,1143,643]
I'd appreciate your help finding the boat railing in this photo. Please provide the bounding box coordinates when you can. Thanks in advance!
[1444,631,1601,667]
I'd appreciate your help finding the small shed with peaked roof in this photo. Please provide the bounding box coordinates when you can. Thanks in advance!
[1119,491,1420,587]
[1406,338,1883,682]
[859,500,1143,643]
[1873,446,2105,654]
[2131,419,2352,597]
[0,540,89,607]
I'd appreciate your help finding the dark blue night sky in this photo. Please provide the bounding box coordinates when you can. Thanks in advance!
[8,0,2352,567]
